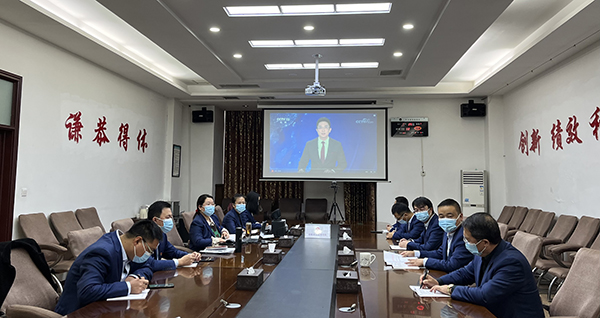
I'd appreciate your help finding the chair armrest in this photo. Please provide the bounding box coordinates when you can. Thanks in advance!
[38,243,68,268]
[541,237,563,246]
[505,229,518,240]
[174,245,194,253]
[6,305,65,318]
[549,244,581,268]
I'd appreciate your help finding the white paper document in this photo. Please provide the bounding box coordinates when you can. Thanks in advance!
[107,289,149,301]
[260,233,275,239]
[409,285,451,298]
[389,245,406,250]
[383,251,418,269]
[183,262,198,268]
[200,247,236,254]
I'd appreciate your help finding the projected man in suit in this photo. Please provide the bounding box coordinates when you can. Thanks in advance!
[298,117,347,173]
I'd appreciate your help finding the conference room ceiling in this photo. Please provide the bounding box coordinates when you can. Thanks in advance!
[2,0,600,107]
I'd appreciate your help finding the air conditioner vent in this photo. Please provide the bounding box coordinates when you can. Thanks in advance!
[219,84,260,89]
[380,70,403,76]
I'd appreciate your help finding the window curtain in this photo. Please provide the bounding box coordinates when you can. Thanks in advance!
[223,111,303,204]
[343,182,376,224]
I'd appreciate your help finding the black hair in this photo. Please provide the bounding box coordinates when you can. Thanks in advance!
[391,203,411,217]
[394,196,409,206]
[246,191,260,214]
[316,117,331,128]
[232,193,245,203]
[437,198,462,214]
[463,212,502,244]
[125,219,163,243]
[147,201,171,220]
[195,194,214,215]
[412,196,433,211]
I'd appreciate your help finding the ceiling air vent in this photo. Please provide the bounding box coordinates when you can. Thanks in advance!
[219,84,260,89]
[259,96,276,100]
[379,70,402,76]
[223,96,240,100]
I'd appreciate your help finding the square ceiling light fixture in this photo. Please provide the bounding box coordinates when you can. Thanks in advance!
[224,3,392,17]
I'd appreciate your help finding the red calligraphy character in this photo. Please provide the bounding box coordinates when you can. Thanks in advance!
[551,119,563,150]
[137,129,148,153]
[65,111,84,143]
[92,116,110,147]
[565,115,583,144]
[117,123,130,151]
[530,129,541,155]
[518,130,529,156]
[590,107,600,140]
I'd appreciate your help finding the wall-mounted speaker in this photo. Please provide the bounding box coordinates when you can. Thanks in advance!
[192,107,214,123]
[461,100,486,117]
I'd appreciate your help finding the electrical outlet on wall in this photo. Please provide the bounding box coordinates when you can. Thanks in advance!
[421,171,426,177]
[21,188,28,197]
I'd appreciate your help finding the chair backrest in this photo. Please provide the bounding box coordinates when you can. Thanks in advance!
[511,231,543,268]
[181,211,195,233]
[547,214,578,242]
[166,224,185,246]
[498,223,508,240]
[507,206,528,229]
[259,199,273,214]
[279,198,302,220]
[518,208,541,232]
[529,211,555,237]
[110,218,134,233]
[565,216,600,247]
[48,211,82,245]
[1,248,59,313]
[67,226,104,258]
[304,198,328,222]
[75,207,106,233]
[215,205,225,223]
[590,232,600,250]
[221,198,232,212]
[550,248,600,318]
[18,213,60,246]
[497,206,515,224]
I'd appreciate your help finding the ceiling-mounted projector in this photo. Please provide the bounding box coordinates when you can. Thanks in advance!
[305,53,326,96]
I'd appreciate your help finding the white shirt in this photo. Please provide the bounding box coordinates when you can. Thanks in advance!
[416,228,456,267]
[115,230,132,295]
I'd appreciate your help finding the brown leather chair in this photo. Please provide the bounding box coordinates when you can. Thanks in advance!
[539,214,578,260]
[110,218,134,233]
[497,206,515,224]
[529,210,555,237]
[48,211,83,246]
[279,198,302,220]
[506,206,528,230]
[165,226,193,253]
[505,208,541,241]
[498,223,508,240]
[548,248,600,318]
[304,198,328,222]
[215,206,225,224]
[181,211,195,233]
[75,207,106,233]
[18,213,72,274]
[511,231,543,268]
[66,226,104,258]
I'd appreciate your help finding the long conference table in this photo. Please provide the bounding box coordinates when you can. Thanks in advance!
[67,222,495,318]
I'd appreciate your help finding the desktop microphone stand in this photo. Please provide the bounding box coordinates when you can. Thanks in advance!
[328,181,345,224]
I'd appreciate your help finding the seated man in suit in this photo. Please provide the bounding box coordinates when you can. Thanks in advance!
[387,196,409,232]
[222,194,246,233]
[421,213,544,318]
[386,202,425,240]
[189,194,230,251]
[402,199,473,273]
[397,196,444,251]
[132,201,201,272]
[55,220,162,315]
[298,117,347,173]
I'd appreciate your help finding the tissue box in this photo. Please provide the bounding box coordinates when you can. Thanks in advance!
[338,238,354,251]
[289,227,303,236]
[263,249,283,264]
[279,236,295,247]
[336,270,359,293]
[236,268,264,290]
[337,250,355,266]
[339,227,352,237]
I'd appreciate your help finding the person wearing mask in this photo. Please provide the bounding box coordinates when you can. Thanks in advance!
[222,194,246,233]
[55,220,161,315]
[387,196,409,232]
[131,201,201,272]
[189,194,229,251]
[386,203,424,240]
[420,213,544,318]
[397,196,444,252]
[402,199,473,273]
[243,191,262,229]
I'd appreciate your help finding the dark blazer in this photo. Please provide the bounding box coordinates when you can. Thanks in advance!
[130,232,187,272]
[390,221,405,232]
[437,240,544,318]
[54,232,153,315]
[392,216,425,240]
[406,213,444,251]
[222,209,243,234]
[298,137,347,171]
[419,224,474,273]
[189,213,223,251]
[241,210,261,229]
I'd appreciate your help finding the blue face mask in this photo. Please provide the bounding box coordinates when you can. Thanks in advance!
[415,210,430,222]
[133,240,152,263]
[397,219,407,225]
[464,238,486,256]
[160,218,174,233]
[235,204,246,213]
[204,205,215,217]
[438,218,458,233]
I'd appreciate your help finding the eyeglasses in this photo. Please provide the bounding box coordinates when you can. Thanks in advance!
[141,240,156,254]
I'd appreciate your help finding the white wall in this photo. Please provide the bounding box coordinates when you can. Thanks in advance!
[502,41,600,219]
[0,21,170,238]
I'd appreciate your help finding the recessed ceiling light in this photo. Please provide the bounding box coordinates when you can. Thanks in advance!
[403,24,414,30]
[265,62,379,70]
[233,54,242,58]
[249,38,384,48]
[209,27,220,32]
[304,25,315,31]
[224,3,391,17]
[393,52,403,57]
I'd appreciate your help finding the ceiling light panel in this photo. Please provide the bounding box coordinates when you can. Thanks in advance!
[249,38,384,48]
[294,39,338,46]
[249,40,295,47]
[224,3,391,17]
[265,62,379,70]
[303,63,340,68]
[339,38,385,46]
[280,4,335,14]
[335,3,392,13]
[224,6,280,16]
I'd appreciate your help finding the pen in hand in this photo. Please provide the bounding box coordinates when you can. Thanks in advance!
[420,268,429,289]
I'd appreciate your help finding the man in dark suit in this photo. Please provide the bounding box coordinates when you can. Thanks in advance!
[298,117,347,173]
[386,202,425,240]
[397,196,444,252]
[55,220,162,315]
[421,213,544,318]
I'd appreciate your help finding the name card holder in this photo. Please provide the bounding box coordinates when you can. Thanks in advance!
[305,224,331,239]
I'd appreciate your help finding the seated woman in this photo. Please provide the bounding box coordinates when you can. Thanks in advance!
[189,194,229,251]
[222,194,245,234]
[244,191,263,229]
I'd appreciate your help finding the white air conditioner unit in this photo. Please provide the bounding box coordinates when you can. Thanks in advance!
[461,170,487,217]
